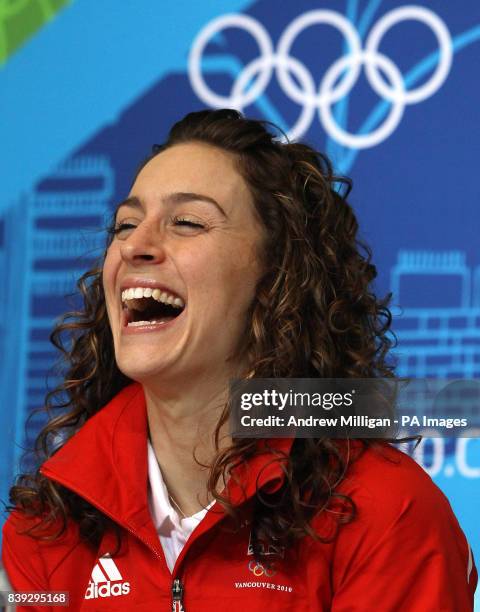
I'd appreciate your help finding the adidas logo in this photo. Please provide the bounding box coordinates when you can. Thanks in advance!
[84,555,131,600]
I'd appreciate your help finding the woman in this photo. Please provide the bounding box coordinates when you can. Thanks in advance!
[2,109,477,611]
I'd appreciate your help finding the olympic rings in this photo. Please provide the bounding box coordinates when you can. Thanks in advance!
[189,13,274,109]
[276,10,363,107]
[364,6,452,104]
[248,560,276,577]
[188,6,453,149]
[319,50,405,148]
[232,53,316,142]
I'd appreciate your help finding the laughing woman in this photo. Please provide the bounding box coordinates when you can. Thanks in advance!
[2,110,477,611]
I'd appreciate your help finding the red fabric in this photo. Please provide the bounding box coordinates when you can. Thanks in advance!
[2,383,477,611]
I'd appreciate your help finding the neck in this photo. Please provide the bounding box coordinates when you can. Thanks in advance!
[144,370,235,516]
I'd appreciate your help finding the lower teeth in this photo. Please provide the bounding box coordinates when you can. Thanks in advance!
[127,320,167,327]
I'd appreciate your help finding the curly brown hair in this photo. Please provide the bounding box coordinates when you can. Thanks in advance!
[8,109,398,561]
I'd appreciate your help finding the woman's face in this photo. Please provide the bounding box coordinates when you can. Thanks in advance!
[103,142,265,385]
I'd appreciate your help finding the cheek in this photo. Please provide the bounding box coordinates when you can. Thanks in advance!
[197,246,261,314]
[225,241,263,292]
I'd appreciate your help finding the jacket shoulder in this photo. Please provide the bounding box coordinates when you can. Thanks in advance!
[2,509,82,588]
[341,442,445,508]
[2,510,50,590]
[311,443,477,609]
[331,442,466,548]
[311,443,448,540]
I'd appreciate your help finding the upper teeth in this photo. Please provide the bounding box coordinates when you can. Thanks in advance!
[121,287,185,308]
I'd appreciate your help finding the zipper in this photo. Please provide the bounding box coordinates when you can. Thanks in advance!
[171,577,185,611]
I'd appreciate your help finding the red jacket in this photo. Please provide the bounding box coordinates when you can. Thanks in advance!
[2,383,477,611]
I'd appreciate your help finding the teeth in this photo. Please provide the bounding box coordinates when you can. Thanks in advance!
[127,320,167,327]
[121,287,185,309]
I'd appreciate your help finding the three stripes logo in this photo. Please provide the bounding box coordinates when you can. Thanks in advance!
[84,554,131,600]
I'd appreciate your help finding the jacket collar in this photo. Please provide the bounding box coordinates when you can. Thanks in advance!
[40,383,294,553]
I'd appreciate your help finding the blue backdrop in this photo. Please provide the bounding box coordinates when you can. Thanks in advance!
[1,1,479,604]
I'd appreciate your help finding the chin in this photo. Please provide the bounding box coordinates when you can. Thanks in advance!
[115,354,168,383]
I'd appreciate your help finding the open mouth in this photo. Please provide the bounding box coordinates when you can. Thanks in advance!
[121,287,185,328]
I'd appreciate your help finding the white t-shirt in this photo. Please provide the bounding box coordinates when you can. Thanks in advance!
[147,439,214,572]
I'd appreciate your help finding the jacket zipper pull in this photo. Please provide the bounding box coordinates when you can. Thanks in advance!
[172,578,185,612]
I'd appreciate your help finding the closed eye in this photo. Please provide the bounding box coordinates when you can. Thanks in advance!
[110,222,137,235]
[174,218,205,229]
[108,217,205,238]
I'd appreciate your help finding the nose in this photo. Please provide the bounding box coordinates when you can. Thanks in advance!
[119,222,166,266]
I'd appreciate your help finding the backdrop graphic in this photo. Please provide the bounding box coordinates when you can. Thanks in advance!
[1,0,479,603]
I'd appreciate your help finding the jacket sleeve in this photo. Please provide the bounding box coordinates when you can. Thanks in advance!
[329,467,477,611]
[2,512,52,612]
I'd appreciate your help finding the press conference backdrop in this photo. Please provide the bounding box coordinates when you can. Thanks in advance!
[1,0,479,601]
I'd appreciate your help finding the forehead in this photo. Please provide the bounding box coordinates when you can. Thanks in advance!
[131,142,253,212]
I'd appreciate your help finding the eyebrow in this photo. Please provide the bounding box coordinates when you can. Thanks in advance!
[114,192,227,217]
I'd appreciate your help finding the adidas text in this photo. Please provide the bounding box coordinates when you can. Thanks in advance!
[85,581,131,599]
